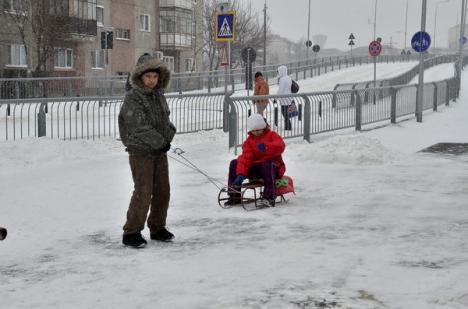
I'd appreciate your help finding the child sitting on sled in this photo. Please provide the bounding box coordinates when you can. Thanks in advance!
[225,114,286,207]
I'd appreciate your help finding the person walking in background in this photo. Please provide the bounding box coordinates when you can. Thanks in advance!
[276,65,292,130]
[253,71,270,116]
[118,53,176,248]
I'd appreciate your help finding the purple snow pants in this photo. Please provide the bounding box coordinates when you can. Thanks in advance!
[228,159,278,200]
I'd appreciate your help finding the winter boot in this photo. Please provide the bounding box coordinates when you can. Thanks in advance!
[257,198,275,208]
[122,233,147,248]
[151,228,174,242]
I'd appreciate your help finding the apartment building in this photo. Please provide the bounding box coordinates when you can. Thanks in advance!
[0,0,98,78]
[0,0,203,78]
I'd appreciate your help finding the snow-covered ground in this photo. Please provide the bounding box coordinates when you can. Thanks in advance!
[1,69,468,309]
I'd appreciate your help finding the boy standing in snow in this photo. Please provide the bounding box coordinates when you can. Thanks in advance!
[225,114,286,208]
[253,71,270,116]
[118,53,176,248]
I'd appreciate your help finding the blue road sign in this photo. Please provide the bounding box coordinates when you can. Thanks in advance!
[460,36,467,45]
[411,31,431,52]
[215,12,236,42]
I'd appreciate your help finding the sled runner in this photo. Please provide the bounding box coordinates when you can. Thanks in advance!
[217,176,295,211]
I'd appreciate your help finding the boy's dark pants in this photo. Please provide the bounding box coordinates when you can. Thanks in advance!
[228,159,277,201]
[123,154,170,235]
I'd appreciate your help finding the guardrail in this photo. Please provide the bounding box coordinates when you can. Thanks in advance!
[0,92,228,141]
[227,76,460,154]
[0,54,421,99]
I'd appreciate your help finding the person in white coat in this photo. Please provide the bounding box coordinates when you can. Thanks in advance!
[276,65,292,130]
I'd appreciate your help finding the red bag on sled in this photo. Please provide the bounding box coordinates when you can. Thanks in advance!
[275,175,295,196]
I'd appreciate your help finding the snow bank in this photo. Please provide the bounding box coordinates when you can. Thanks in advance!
[292,134,401,165]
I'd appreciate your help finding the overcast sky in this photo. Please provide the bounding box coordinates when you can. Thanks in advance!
[247,0,463,51]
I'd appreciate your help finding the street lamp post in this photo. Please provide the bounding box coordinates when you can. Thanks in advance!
[307,0,311,64]
[404,0,409,51]
[263,0,267,66]
[458,0,467,83]
[416,0,428,123]
[433,0,450,50]
[372,0,378,104]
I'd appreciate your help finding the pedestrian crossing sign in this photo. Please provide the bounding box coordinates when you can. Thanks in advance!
[215,11,236,42]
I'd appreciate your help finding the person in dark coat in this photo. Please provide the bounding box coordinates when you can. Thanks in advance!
[118,53,176,248]
[225,114,286,208]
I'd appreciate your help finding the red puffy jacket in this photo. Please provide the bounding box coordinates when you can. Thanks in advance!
[236,128,286,177]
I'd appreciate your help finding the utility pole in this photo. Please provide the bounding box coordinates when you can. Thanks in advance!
[404,0,409,51]
[416,0,428,123]
[373,0,378,103]
[458,0,467,85]
[263,0,267,66]
[307,0,311,64]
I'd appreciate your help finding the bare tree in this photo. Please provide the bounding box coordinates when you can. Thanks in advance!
[202,0,271,71]
[0,0,74,76]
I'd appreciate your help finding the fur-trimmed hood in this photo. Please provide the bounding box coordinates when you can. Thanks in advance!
[131,58,171,93]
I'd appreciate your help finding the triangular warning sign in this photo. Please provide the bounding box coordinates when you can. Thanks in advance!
[219,18,232,37]
[220,45,229,66]
[348,40,355,46]
[348,33,355,40]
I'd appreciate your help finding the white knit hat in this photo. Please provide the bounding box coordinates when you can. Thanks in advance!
[247,114,267,132]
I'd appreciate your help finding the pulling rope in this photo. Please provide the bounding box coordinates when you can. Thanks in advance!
[167,147,240,193]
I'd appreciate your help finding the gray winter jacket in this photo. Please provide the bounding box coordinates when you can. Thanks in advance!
[118,58,176,156]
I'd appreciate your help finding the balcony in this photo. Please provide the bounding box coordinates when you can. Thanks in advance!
[54,16,97,38]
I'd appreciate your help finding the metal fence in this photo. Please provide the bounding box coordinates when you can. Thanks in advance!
[0,92,228,141]
[333,54,463,92]
[227,76,460,154]
[0,54,421,99]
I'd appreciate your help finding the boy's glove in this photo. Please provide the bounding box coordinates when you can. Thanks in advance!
[233,175,246,186]
[257,143,266,152]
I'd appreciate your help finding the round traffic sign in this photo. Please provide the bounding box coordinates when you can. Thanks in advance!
[460,36,467,45]
[368,40,382,57]
[312,44,320,53]
[241,47,256,62]
[306,40,312,47]
[411,31,431,53]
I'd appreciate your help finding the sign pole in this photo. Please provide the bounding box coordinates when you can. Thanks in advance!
[458,0,467,88]
[224,43,228,94]
[416,0,427,123]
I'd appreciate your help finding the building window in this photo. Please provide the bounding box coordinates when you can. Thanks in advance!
[91,50,105,68]
[96,5,104,26]
[115,28,130,40]
[139,14,150,32]
[7,44,27,67]
[163,56,174,71]
[185,58,193,72]
[73,0,97,20]
[55,48,73,69]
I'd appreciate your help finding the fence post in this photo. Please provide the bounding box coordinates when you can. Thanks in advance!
[331,84,339,108]
[301,95,311,143]
[355,90,362,131]
[223,93,232,132]
[432,82,438,111]
[15,81,20,99]
[110,80,114,96]
[390,87,397,124]
[38,101,47,137]
[445,80,450,106]
[228,101,237,152]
